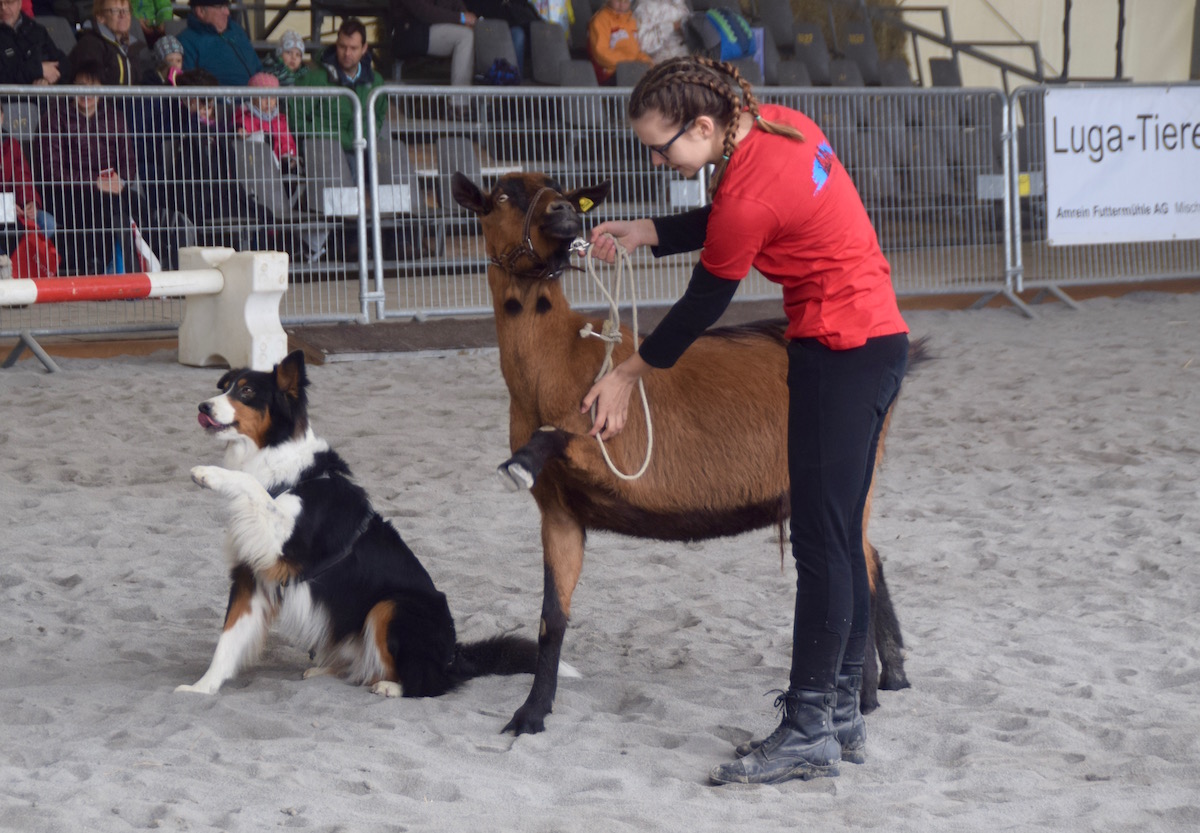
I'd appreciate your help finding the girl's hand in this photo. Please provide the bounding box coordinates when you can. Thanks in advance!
[587,218,658,264]
[581,353,650,440]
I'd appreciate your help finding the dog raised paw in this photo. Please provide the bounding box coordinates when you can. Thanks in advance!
[190,465,226,491]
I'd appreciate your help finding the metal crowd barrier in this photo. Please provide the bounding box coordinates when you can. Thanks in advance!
[6,82,1196,346]
[365,85,1014,320]
[0,83,368,343]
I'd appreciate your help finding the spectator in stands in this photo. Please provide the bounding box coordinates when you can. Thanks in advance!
[634,0,690,63]
[142,33,183,84]
[587,0,651,84]
[0,0,67,85]
[296,18,387,170]
[391,0,475,88]
[177,0,262,86]
[71,0,147,86]
[169,68,278,248]
[131,0,173,45]
[38,61,149,274]
[0,99,55,258]
[262,29,312,87]
[235,72,301,173]
[534,0,568,32]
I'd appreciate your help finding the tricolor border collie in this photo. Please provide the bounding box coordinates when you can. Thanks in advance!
[178,350,538,698]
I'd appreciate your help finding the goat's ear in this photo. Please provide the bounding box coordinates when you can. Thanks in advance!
[452,172,491,215]
[564,181,611,214]
[275,350,308,399]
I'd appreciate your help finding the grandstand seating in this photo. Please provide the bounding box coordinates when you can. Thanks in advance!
[840,20,880,85]
[473,19,519,79]
[530,20,572,85]
[792,22,832,86]
[35,16,77,54]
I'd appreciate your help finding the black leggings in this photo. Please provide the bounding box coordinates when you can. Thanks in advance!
[786,333,909,692]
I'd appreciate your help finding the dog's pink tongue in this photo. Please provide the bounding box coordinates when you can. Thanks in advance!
[198,413,218,429]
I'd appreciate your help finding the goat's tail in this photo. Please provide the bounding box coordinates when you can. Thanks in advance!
[451,634,540,680]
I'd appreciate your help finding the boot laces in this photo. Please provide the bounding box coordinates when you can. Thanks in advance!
[756,689,795,749]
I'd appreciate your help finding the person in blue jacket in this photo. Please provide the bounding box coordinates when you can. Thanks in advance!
[177,0,261,86]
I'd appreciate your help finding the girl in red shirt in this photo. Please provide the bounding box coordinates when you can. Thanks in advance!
[583,56,910,786]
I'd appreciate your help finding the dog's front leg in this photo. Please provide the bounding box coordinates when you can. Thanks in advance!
[191,465,300,575]
[177,566,275,695]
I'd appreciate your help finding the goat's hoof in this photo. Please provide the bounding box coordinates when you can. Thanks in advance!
[502,706,547,735]
[497,461,534,492]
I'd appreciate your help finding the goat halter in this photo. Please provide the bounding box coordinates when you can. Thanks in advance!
[488,186,578,280]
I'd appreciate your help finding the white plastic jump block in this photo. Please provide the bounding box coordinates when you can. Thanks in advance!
[176,247,290,371]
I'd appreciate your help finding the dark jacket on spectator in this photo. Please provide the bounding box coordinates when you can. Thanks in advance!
[0,13,68,85]
[391,0,469,58]
[39,97,137,187]
[69,20,140,86]
[177,13,261,85]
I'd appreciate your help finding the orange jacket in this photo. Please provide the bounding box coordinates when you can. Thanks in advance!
[587,7,651,82]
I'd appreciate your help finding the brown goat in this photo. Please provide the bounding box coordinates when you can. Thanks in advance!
[452,171,912,735]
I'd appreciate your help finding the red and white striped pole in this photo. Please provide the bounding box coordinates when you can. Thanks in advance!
[1,248,288,373]
[0,270,224,307]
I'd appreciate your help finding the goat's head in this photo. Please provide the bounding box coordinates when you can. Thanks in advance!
[452,172,610,280]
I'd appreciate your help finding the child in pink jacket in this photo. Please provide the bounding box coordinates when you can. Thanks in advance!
[233,72,302,172]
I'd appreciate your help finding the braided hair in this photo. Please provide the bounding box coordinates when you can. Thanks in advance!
[628,56,805,197]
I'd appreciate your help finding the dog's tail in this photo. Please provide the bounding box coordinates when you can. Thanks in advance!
[451,634,539,680]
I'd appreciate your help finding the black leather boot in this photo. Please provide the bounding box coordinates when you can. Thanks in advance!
[734,668,867,764]
[832,664,866,764]
[710,689,840,785]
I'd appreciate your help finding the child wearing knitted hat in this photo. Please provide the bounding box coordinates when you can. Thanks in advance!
[262,30,312,87]
[234,72,302,172]
[144,34,184,85]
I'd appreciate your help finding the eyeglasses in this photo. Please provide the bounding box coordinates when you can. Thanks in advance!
[647,120,694,161]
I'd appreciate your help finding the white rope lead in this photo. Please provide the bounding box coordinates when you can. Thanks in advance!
[576,235,653,481]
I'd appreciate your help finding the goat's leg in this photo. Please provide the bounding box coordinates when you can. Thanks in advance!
[498,427,569,491]
[869,545,909,694]
[503,503,584,735]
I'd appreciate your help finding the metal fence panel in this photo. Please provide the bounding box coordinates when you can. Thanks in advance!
[368,85,1012,320]
[367,86,731,320]
[761,87,1010,297]
[1010,84,1200,293]
[5,83,1024,341]
[0,84,367,340]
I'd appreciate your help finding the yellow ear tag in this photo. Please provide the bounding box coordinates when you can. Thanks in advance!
[578,197,594,213]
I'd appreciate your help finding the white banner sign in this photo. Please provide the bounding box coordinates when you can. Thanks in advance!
[1043,86,1200,246]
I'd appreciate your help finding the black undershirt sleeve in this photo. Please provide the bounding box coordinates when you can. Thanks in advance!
[650,206,712,257]
[638,262,741,369]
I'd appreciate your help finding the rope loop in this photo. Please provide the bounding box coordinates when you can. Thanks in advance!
[579,234,653,481]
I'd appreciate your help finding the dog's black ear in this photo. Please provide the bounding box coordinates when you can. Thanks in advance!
[216,369,237,391]
[275,351,308,400]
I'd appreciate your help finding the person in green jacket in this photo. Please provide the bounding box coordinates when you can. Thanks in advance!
[131,0,173,43]
[295,17,387,175]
